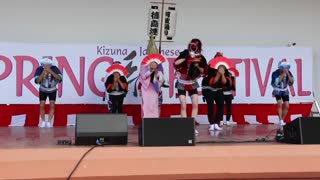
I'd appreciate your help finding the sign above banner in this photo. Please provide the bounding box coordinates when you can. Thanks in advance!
[0,42,313,104]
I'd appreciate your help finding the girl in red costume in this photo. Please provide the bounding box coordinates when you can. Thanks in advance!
[174,39,207,134]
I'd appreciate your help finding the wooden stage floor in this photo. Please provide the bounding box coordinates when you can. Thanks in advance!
[0,124,279,148]
[1,125,320,180]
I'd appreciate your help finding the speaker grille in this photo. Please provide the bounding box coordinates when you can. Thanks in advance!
[139,118,195,146]
[284,117,320,144]
[75,113,128,145]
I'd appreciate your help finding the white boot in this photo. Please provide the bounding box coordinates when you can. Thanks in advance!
[214,124,223,131]
[195,129,199,134]
[46,121,53,128]
[226,121,232,126]
[39,121,46,128]
[209,124,215,131]
[214,130,221,137]
[280,120,286,126]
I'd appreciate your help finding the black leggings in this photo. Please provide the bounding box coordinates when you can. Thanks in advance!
[224,94,233,121]
[202,90,224,124]
[109,95,125,113]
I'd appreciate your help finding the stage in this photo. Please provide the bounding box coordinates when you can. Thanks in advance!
[1,124,320,180]
[0,124,279,148]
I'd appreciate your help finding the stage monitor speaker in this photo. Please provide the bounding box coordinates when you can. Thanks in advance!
[139,118,195,146]
[75,114,128,145]
[283,117,320,144]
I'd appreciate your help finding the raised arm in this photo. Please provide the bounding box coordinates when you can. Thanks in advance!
[140,65,153,80]
[287,70,294,85]
[45,65,62,81]
[35,68,46,84]
[174,50,189,66]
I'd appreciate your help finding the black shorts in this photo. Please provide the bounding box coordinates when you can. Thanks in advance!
[275,95,289,102]
[177,89,198,96]
[39,91,57,101]
[175,81,199,97]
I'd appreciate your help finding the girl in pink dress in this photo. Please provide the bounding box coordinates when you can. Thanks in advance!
[140,61,164,118]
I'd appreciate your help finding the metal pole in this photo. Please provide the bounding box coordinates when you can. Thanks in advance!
[158,0,165,54]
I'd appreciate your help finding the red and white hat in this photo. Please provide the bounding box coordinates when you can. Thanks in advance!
[209,55,240,77]
[106,63,129,76]
[141,54,166,65]
[209,56,233,69]
[228,68,240,77]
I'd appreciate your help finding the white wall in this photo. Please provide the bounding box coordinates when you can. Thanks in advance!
[0,0,319,109]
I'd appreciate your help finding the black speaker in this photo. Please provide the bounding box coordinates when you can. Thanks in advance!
[139,118,195,146]
[75,114,128,145]
[283,117,320,144]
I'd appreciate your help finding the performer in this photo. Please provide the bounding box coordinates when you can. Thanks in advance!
[222,72,236,126]
[140,56,165,118]
[105,62,129,113]
[146,34,166,116]
[174,39,207,133]
[209,52,239,127]
[222,68,235,126]
[137,64,164,116]
[34,57,62,128]
[202,65,226,131]
[271,60,294,126]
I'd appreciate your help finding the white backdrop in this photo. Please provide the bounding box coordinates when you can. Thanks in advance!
[0,42,313,104]
[0,0,319,109]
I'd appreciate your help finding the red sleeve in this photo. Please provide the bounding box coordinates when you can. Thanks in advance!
[209,77,215,86]
[106,84,113,91]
